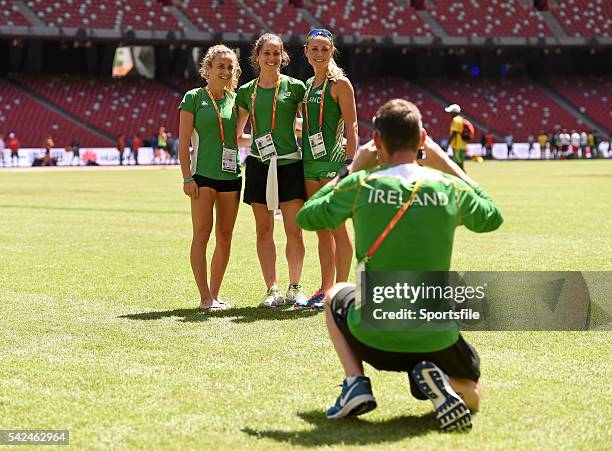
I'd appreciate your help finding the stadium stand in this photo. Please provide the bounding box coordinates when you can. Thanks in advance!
[354,78,448,140]
[550,0,611,38]
[17,75,181,142]
[428,0,553,37]
[305,0,433,37]
[1,0,31,26]
[422,77,585,140]
[174,0,263,34]
[26,0,182,31]
[248,0,311,35]
[0,78,112,147]
[547,77,612,130]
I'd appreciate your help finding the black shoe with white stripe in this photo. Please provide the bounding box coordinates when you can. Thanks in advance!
[411,361,472,432]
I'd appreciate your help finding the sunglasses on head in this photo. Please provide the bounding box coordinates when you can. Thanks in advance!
[372,116,383,137]
[307,29,333,41]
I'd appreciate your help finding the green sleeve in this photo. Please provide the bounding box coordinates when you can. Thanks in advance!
[297,174,361,231]
[290,78,307,104]
[179,88,197,113]
[235,83,250,111]
[456,181,504,233]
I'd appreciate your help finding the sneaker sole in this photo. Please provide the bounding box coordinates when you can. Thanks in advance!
[326,395,377,420]
[412,361,472,432]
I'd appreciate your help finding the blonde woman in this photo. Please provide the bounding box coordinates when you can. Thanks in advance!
[297,29,357,309]
[178,45,246,311]
[235,33,308,308]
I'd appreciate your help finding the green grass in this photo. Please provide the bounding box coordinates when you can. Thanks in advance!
[0,161,611,450]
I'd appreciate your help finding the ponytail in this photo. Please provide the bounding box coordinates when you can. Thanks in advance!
[327,57,345,82]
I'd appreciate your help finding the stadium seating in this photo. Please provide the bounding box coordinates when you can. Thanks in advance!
[550,0,611,38]
[17,75,182,142]
[247,0,311,35]
[354,78,449,141]
[1,0,31,26]
[174,0,263,34]
[422,77,584,140]
[0,78,112,147]
[428,0,553,37]
[547,77,611,130]
[305,0,433,37]
[26,0,182,31]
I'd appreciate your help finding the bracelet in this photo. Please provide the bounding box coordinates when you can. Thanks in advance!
[183,177,194,184]
[344,159,353,165]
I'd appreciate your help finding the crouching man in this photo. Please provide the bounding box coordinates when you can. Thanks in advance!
[296,99,503,431]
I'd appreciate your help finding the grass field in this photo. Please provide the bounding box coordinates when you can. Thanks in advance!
[1,161,611,450]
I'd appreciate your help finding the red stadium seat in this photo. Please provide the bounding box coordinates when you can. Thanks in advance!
[550,0,611,38]
[248,0,311,35]
[1,0,31,26]
[0,78,113,147]
[547,77,612,130]
[174,0,263,34]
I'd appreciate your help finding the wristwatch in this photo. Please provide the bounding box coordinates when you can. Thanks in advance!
[338,165,350,179]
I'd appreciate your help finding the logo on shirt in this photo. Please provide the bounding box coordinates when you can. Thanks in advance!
[201,100,209,107]
[282,91,292,99]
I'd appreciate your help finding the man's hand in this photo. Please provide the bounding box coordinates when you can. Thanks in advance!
[419,136,477,187]
[350,139,379,172]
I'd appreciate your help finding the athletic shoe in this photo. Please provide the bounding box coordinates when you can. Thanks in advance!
[326,376,377,419]
[295,288,326,310]
[258,287,285,308]
[411,361,473,432]
[285,284,307,305]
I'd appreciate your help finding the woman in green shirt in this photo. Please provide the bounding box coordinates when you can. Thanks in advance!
[236,33,308,308]
[297,29,358,309]
[178,45,245,311]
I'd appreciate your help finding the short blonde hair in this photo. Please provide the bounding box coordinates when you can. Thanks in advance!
[199,44,242,91]
[249,33,290,74]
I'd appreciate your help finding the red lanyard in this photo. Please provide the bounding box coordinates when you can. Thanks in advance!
[304,78,328,134]
[364,181,422,263]
[251,75,282,136]
[204,87,237,146]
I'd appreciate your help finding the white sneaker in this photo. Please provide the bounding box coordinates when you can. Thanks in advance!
[259,287,285,308]
[285,284,307,305]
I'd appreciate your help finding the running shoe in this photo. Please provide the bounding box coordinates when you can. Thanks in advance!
[295,288,326,310]
[258,287,285,308]
[326,376,377,419]
[285,284,307,305]
[411,361,473,432]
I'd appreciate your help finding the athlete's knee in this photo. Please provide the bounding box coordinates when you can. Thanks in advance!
[215,228,234,247]
[326,282,355,304]
[192,228,212,248]
[255,221,274,241]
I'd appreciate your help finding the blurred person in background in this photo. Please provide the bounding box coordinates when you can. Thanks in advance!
[7,132,20,167]
[71,138,81,165]
[131,133,141,165]
[0,133,5,167]
[117,133,126,165]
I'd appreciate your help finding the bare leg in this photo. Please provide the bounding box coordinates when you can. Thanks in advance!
[190,188,216,307]
[279,199,305,285]
[209,190,240,300]
[325,283,364,377]
[306,180,336,291]
[331,223,353,283]
[449,377,482,412]
[251,203,277,289]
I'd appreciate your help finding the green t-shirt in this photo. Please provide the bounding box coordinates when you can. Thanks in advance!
[296,163,503,352]
[179,87,240,180]
[236,75,306,166]
[301,78,345,163]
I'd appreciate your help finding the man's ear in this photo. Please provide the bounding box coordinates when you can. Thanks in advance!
[419,128,427,148]
[373,131,382,150]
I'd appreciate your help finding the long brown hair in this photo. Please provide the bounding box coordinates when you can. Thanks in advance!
[249,33,290,74]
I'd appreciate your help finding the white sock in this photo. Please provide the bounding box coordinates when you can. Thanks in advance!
[345,376,360,385]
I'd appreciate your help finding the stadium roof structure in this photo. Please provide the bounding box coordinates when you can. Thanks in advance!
[1,0,611,47]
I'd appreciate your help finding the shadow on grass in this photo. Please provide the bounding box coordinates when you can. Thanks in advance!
[242,409,437,446]
[118,305,319,323]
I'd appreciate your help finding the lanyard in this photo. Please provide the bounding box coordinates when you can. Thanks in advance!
[304,77,328,134]
[204,87,237,146]
[363,181,422,263]
[251,75,282,136]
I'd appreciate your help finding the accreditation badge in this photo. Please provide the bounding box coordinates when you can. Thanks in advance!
[221,147,238,173]
[254,133,277,161]
[309,131,327,159]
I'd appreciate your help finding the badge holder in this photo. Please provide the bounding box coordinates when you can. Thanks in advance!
[255,133,277,162]
[309,131,327,159]
[221,147,238,173]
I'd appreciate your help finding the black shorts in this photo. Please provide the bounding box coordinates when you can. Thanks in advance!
[331,285,481,400]
[193,174,241,192]
[243,156,306,205]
